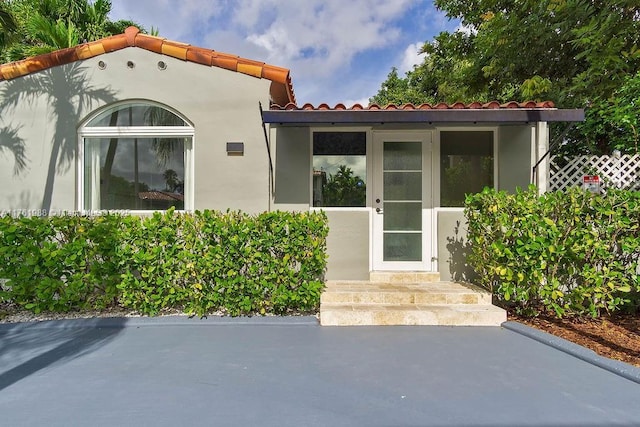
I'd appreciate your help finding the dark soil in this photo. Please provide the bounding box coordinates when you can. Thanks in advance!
[510,312,640,368]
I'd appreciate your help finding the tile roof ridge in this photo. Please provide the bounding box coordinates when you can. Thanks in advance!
[0,25,295,105]
[267,100,559,111]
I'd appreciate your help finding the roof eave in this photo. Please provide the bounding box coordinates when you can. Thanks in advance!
[0,26,296,105]
[262,109,585,125]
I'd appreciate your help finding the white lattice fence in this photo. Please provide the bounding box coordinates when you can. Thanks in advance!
[550,154,640,192]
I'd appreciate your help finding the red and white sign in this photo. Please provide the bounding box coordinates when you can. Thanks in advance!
[582,175,601,193]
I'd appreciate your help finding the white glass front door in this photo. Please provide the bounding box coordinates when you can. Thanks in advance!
[372,131,432,271]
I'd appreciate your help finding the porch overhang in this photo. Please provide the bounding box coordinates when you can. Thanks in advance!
[262,108,585,125]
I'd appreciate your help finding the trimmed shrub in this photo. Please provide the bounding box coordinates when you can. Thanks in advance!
[0,214,123,312]
[465,186,640,317]
[0,209,328,316]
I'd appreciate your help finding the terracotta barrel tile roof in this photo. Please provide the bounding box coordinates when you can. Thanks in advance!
[0,26,295,106]
[264,100,584,124]
[269,101,556,111]
[100,34,129,52]
[133,32,164,52]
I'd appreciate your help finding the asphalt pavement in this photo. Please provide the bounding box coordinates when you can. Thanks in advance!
[1,316,640,427]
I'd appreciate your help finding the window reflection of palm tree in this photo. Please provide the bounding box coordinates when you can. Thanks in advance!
[163,169,179,192]
[100,105,185,207]
[145,105,185,165]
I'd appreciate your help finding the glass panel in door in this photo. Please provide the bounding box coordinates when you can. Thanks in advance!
[382,141,422,262]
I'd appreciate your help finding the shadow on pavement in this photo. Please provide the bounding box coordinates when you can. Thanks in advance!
[0,318,127,391]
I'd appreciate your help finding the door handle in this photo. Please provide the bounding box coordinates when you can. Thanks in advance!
[376,207,383,214]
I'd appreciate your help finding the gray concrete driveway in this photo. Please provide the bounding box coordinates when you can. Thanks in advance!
[1,316,640,427]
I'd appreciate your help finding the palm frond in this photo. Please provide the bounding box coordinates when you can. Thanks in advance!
[0,125,28,175]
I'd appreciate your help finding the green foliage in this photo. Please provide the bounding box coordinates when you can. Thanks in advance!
[0,213,123,313]
[465,187,640,318]
[572,71,640,155]
[0,210,329,317]
[373,0,640,154]
[0,1,18,51]
[371,67,431,106]
[520,76,553,101]
[1,0,148,62]
[322,165,366,207]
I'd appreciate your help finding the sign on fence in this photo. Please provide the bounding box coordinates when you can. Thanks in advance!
[582,175,601,193]
[550,154,640,192]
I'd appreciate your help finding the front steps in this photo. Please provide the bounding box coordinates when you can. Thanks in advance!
[320,273,506,326]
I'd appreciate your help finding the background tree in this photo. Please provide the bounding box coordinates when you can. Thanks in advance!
[372,0,640,154]
[163,169,179,192]
[1,0,143,62]
[0,1,18,54]
[322,165,366,207]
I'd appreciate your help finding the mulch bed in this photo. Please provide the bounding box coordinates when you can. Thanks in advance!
[510,312,640,368]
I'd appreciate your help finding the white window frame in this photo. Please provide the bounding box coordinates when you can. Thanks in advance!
[432,127,498,273]
[77,102,195,213]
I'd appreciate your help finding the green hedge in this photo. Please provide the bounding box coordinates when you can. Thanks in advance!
[0,209,328,316]
[465,187,640,317]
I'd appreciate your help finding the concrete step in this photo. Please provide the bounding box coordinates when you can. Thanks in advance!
[320,303,506,326]
[369,271,441,283]
[320,280,506,326]
[322,281,493,305]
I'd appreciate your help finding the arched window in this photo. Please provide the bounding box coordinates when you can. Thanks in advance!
[79,101,194,211]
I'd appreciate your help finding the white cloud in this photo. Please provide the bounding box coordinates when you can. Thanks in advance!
[108,0,457,105]
[109,0,226,39]
[234,0,413,75]
[399,41,425,74]
[455,23,477,36]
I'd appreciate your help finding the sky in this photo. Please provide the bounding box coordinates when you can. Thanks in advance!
[109,0,460,107]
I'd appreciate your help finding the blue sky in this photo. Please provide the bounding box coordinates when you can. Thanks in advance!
[109,0,460,106]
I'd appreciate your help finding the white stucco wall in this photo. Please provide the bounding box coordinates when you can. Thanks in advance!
[0,47,272,214]
[269,123,539,280]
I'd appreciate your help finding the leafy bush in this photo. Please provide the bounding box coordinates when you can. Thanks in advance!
[0,209,328,316]
[465,186,640,317]
[0,214,123,313]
